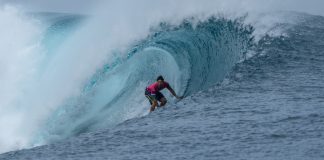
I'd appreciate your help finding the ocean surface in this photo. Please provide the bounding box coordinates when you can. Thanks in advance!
[0,7,324,160]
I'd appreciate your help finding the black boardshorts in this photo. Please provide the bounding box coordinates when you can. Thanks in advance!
[145,89,165,105]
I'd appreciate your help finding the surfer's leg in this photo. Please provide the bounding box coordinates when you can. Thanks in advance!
[150,100,158,112]
[160,97,167,106]
[145,90,158,112]
[156,91,166,107]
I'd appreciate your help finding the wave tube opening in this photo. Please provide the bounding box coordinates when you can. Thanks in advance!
[32,17,254,146]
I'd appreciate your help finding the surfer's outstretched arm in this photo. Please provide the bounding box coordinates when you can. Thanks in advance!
[167,86,183,100]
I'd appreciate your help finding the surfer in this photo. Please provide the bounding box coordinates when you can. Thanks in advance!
[145,75,183,112]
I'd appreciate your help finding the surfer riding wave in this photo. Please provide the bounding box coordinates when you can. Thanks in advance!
[145,75,183,112]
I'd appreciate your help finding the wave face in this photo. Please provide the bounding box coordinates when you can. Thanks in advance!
[34,17,253,144]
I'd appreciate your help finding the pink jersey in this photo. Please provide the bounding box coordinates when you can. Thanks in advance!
[146,82,170,94]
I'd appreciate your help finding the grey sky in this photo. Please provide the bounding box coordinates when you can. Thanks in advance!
[275,0,324,16]
[0,0,103,13]
[0,0,324,16]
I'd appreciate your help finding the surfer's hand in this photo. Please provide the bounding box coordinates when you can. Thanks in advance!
[176,96,183,100]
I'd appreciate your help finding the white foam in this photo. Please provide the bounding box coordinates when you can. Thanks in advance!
[0,5,43,153]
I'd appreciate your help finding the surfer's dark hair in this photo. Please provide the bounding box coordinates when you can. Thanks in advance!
[157,75,164,81]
